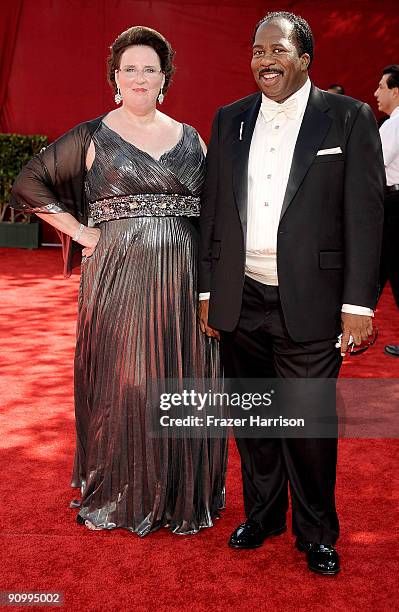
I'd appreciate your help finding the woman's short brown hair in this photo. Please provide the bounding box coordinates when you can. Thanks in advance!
[107,26,175,94]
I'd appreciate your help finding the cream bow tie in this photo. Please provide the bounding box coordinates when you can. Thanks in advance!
[261,97,298,122]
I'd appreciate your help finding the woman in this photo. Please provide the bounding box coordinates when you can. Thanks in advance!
[11,26,227,536]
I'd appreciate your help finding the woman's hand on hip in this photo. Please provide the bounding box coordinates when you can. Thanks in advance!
[79,227,101,257]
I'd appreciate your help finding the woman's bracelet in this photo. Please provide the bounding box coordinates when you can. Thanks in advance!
[72,223,85,242]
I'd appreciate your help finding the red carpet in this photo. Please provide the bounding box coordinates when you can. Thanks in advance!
[1,247,399,611]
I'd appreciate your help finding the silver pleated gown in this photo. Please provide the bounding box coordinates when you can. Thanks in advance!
[71,122,227,535]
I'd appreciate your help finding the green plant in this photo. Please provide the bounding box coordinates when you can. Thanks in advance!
[0,134,48,223]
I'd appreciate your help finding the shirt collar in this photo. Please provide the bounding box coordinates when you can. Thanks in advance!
[390,106,399,118]
[261,77,311,120]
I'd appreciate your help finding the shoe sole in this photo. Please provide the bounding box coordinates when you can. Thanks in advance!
[384,348,399,357]
[296,540,340,575]
[308,566,341,575]
[228,525,287,549]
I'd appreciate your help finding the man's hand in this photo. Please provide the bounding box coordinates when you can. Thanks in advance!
[198,299,220,340]
[340,312,374,356]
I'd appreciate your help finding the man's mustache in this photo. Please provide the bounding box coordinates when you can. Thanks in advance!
[258,68,284,77]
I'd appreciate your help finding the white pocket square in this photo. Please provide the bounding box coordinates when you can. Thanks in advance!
[316,147,342,155]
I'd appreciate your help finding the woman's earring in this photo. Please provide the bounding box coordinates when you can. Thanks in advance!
[114,87,122,105]
[157,87,164,105]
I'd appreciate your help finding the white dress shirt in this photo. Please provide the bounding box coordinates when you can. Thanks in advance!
[246,79,311,285]
[380,106,399,186]
[200,79,373,316]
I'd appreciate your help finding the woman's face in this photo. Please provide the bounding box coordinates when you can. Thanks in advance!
[115,45,165,111]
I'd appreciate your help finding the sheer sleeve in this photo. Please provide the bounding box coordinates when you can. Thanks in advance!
[10,117,102,277]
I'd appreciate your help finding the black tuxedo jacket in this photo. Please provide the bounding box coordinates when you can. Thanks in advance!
[198,85,385,342]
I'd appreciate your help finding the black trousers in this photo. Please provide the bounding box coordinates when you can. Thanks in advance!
[379,190,399,308]
[221,276,342,545]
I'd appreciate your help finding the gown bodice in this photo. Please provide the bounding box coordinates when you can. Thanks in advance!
[85,122,205,224]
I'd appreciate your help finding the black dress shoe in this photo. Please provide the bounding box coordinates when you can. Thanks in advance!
[228,520,286,549]
[384,345,399,357]
[296,539,340,575]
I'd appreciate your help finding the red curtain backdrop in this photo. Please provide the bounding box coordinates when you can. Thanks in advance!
[1,0,398,244]
[1,0,399,143]
[0,0,23,129]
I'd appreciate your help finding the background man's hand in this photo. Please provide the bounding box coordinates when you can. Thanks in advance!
[198,299,220,340]
[340,312,374,356]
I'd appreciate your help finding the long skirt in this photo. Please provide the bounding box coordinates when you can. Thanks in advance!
[71,217,227,535]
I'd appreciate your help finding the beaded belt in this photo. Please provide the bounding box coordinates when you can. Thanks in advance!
[88,193,200,224]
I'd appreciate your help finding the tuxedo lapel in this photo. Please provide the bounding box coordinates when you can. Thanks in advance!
[280,86,332,220]
[232,94,261,242]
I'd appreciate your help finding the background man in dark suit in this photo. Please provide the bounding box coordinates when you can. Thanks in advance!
[199,11,384,575]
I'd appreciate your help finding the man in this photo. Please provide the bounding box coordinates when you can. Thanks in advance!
[374,65,399,357]
[199,11,384,574]
[327,84,345,95]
